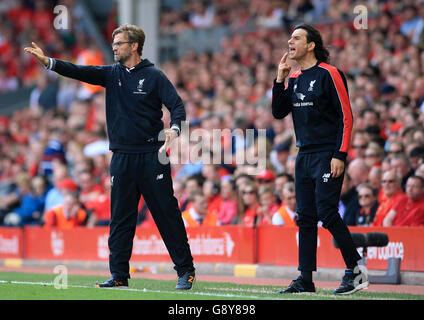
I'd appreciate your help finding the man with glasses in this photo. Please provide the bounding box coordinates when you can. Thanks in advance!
[25,24,196,290]
[372,169,407,226]
[355,183,378,226]
[351,131,369,159]
[383,175,424,226]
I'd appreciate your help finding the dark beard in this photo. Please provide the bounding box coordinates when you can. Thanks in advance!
[115,52,130,64]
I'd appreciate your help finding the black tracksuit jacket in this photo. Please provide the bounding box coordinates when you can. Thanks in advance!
[271,61,353,162]
[49,58,185,153]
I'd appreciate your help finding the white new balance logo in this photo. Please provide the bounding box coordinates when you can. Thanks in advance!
[322,173,331,182]
[156,174,163,180]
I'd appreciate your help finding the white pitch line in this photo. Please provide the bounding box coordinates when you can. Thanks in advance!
[0,280,395,300]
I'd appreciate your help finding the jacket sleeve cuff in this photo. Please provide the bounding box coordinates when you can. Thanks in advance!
[273,78,285,88]
[45,57,56,70]
[332,151,347,162]
[170,124,180,136]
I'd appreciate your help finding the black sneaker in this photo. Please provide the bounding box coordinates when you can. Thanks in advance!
[175,271,195,290]
[333,269,369,295]
[95,277,128,288]
[277,276,316,294]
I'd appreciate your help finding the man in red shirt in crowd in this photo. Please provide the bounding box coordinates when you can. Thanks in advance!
[373,169,407,226]
[383,175,424,226]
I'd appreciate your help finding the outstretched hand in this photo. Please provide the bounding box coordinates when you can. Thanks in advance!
[24,42,49,66]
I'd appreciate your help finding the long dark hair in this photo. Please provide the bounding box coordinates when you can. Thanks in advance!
[293,23,329,63]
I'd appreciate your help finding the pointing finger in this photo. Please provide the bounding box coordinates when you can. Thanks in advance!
[159,133,171,153]
[280,52,288,64]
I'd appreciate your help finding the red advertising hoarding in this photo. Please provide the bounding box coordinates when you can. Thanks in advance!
[256,226,424,271]
[0,227,23,259]
[1,225,422,272]
[22,225,256,264]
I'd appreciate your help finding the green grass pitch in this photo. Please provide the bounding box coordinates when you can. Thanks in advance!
[0,271,423,300]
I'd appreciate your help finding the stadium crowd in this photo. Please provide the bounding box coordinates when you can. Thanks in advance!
[1,0,424,228]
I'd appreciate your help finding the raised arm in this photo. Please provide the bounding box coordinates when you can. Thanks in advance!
[25,42,108,87]
[271,52,293,119]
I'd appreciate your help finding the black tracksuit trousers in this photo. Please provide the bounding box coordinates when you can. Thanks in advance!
[295,151,361,272]
[108,151,194,279]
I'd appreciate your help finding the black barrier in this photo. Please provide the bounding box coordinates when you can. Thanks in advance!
[332,231,401,284]
[365,232,389,247]
[332,232,366,249]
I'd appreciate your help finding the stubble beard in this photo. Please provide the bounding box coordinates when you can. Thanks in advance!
[114,51,131,64]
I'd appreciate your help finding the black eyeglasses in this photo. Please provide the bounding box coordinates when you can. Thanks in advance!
[352,145,367,149]
[111,41,133,48]
[381,179,395,184]
[243,190,256,195]
[358,194,372,199]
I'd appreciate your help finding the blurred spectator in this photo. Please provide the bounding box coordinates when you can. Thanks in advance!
[416,163,424,179]
[386,141,405,160]
[85,175,111,227]
[202,179,221,216]
[235,180,259,226]
[2,175,48,226]
[43,162,69,211]
[368,165,385,204]
[256,186,279,226]
[343,159,369,224]
[390,153,414,190]
[355,183,379,226]
[363,144,384,169]
[75,40,105,99]
[43,190,87,228]
[77,170,103,204]
[181,190,219,227]
[383,175,424,227]
[0,172,31,224]
[173,179,186,209]
[256,168,275,190]
[234,173,254,195]
[217,177,238,225]
[350,131,369,160]
[40,128,67,178]
[269,138,292,173]
[347,158,370,187]
[274,171,294,203]
[400,4,421,39]
[272,181,297,226]
[188,1,216,29]
[408,146,424,171]
[339,173,359,226]
[180,174,203,211]
[373,169,408,227]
